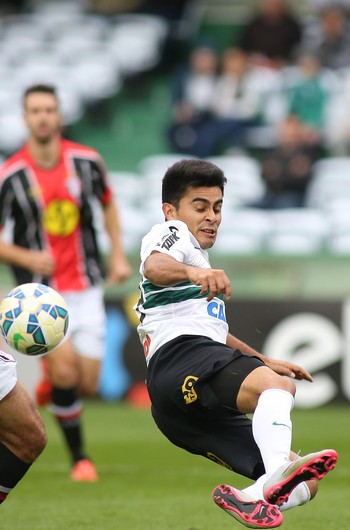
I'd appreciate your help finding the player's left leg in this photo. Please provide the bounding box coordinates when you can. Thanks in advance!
[242,452,319,511]
[205,358,337,519]
[47,339,98,481]
[0,381,47,503]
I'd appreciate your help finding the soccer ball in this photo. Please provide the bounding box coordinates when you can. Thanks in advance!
[0,283,69,356]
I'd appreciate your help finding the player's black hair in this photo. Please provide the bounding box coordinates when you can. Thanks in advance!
[162,159,227,207]
[23,84,58,108]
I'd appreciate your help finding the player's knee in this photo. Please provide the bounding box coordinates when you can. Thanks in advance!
[21,416,47,462]
[51,365,79,388]
[80,381,98,397]
[275,376,296,396]
[260,371,296,396]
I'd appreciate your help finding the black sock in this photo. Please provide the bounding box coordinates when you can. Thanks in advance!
[0,443,32,504]
[51,387,88,464]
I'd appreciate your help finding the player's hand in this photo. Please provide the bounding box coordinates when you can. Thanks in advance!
[188,268,231,301]
[106,254,132,285]
[28,250,55,276]
[265,358,313,382]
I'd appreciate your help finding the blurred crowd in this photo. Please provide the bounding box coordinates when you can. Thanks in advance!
[166,0,350,209]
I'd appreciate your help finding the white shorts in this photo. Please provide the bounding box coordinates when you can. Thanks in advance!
[0,351,17,400]
[63,286,106,360]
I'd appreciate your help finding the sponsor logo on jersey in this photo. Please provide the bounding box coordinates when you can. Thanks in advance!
[207,452,232,470]
[43,199,80,236]
[207,300,227,322]
[27,186,42,199]
[157,225,180,251]
[182,375,199,404]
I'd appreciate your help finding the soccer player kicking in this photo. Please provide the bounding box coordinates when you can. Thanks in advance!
[134,159,338,528]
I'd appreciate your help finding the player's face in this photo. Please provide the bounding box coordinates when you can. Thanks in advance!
[24,92,61,143]
[163,186,223,249]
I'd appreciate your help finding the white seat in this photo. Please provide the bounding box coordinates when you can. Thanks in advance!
[217,208,271,255]
[33,0,84,16]
[15,61,67,91]
[0,88,21,111]
[119,204,155,253]
[309,157,350,181]
[49,14,110,41]
[108,171,143,207]
[1,14,48,41]
[107,14,169,76]
[327,234,350,255]
[305,157,350,209]
[220,208,272,238]
[215,232,263,255]
[67,58,123,103]
[138,153,197,208]
[0,34,47,65]
[138,153,196,180]
[52,34,107,64]
[57,89,84,125]
[326,206,350,255]
[206,155,266,206]
[267,233,324,255]
[266,209,329,255]
[0,112,27,154]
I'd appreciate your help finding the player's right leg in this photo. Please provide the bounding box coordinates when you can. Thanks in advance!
[236,366,338,506]
[0,358,47,504]
[262,449,338,506]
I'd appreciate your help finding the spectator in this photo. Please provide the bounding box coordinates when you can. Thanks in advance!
[237,0,302,69]
[169,47,277,158]
[287,53,332,139]
[190,48,267,157]
[167,41,219,155]
[300,5,350,70]
[254,115,323,209]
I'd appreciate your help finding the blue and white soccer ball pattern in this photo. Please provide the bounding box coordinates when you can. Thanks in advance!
[0,283,69,355]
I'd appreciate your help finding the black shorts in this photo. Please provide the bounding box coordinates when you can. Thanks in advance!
[147,335,266,480]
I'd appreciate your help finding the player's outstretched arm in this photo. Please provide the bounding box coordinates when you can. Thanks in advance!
[144,252,231,301]
[226,332,313,382]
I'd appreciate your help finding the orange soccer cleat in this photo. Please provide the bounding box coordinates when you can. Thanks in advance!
[70,459,99,482]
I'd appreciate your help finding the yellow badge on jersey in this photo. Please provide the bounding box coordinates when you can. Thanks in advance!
[182,375,199,405]
[207,452,232,470]
[43,199,80,236]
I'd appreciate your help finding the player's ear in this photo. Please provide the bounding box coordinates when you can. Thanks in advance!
[162,202,177,220]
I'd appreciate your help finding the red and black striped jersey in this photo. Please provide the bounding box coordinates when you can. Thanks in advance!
[0,138,113,292]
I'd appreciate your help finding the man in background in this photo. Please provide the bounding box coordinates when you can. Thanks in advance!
[0,84,132,482]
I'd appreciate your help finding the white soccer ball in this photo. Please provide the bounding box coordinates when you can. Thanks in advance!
[0,283,69,356]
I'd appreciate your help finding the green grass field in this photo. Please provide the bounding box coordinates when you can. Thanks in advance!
[1,401,349,530]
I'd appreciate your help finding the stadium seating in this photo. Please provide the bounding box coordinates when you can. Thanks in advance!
[266,209,330,255]
[305,157,350,210]
[206,155,266,207]
[0,4,170,155]
[216,208,272,254]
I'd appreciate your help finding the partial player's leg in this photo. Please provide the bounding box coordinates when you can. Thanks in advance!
[0,379,47,504]
[47,339,97,481]
[78,356,100,396]
[236,365,337,505]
